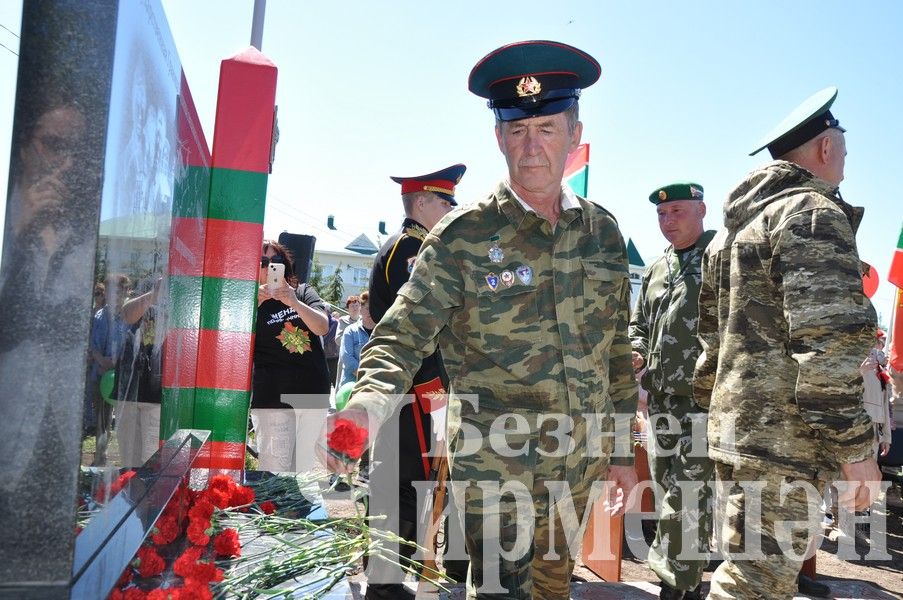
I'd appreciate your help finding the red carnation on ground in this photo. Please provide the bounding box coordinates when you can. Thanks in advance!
[213,528,241,558]
[151,515,180,546]
[205,487,231,510]
[110,470,137,496]
[116,567,133,587]
[188,498,214,522]
[123,587,147,600]
[229,485,255,507]
[259,500,276,515]
[208,475,235,495]
[181,579,213,600]
[109,588,124,600]
[136,546,166,578]
[327,418,368,460]
[188,560,224,583]
[186,519,212,546]
[147,588,182,600]
[173,546,205,578]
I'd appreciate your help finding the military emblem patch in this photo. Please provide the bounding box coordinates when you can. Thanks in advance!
[690,185,703,199]
[515,265,532,285]
[500,270,514,287]
[488,236,504,263]
[515,76,542,97]
[407,256,417,273]
[486,272,500,291]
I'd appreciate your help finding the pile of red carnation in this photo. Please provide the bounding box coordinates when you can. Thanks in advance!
[107,474,260,600]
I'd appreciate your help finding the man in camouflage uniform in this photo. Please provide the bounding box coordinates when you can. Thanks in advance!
[326,40,638,599]
[363,164,467,599]
[629,182,714,600]
[694,87,881,599]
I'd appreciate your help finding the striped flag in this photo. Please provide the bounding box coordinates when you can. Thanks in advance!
[565,143,590,197]
[889,222,903,289]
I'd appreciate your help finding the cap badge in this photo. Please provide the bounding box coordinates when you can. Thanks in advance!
[690,186,703,199]
[515,76,542,98]
[516,265,533,285]
[486,272,500,291]
[658,190,667,201]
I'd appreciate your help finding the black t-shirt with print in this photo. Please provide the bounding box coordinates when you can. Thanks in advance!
[253,284,330,401]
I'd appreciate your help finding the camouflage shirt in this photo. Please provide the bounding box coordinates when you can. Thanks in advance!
[349,181,638,466]
[629,230,715,398]
[694,161,875,478]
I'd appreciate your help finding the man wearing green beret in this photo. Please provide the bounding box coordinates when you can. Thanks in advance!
[326,40,638,599]
[694,87,882,599]
[629,183,714,600]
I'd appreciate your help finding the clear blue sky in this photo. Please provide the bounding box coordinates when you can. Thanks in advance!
[0,0,900,323]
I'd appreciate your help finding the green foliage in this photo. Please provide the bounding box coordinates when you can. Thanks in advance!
[308,257,324,291]
[322,263,345,306]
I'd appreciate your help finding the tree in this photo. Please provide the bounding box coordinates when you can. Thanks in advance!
[308,257,324,291]
[322,263,345,306]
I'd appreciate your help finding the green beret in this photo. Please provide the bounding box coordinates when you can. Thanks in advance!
[648,182,704,205]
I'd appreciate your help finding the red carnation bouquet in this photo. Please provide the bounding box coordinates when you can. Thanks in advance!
[105,474,258,599]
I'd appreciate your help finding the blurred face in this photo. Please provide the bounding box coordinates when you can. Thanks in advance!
[495,112,582,201]
[259,246,281,285]
[657,200,706,250]
[420,194,453,230]
[361,302,375,329]
[824,129,847,187]
[347,300,361,319]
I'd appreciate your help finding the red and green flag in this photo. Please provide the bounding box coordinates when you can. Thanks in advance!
[565,143,589,197]
[889,222,903,289]
[889,222,903,371]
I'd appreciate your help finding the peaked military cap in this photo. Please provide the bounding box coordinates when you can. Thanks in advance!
[751,87,846,158]
[468,40,601,122]
[389,163,466,206]
[649,182,704,204]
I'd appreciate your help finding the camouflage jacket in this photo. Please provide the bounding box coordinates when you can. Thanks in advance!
[629,230,715,398]
[349,181,638,466]
[694,161,875,478]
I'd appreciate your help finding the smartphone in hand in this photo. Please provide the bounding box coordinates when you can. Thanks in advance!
[268,262,285,294]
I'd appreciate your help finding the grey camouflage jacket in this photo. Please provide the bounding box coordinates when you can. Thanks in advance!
[694,161,875,478]
[348,182,638,467]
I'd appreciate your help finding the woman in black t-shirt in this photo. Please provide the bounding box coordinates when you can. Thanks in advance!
[251,240,330,472]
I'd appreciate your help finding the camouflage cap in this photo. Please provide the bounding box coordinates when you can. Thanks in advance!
[648,182,704,205]
[750,87,846,158]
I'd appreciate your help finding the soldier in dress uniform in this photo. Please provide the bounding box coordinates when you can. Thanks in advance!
[694,87,882,600]
[326,40,638,600]
[629,183,714,600]
[363,164,467,599]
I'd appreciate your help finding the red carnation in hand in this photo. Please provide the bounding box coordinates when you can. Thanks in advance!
[327,418,369,460]
[151,514,180,546]
[259,500,277,515]
[213,528,241,557]
[136,546,166,578]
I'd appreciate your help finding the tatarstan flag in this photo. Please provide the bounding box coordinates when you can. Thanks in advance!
[889,222,903,289]
[889,222,903,371]
[565,143,590,197]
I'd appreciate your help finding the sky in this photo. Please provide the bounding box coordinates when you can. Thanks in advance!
[0,0,901,324]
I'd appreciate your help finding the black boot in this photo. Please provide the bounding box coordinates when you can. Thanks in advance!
[683,584,704,600]
[659,581,685,600]
[798,573,830,598]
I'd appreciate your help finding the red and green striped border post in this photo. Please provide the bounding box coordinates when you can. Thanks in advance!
[161,72,212,445]
[192,48,277,479]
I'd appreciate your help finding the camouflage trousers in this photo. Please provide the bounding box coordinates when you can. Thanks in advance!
[709,463,825,600]
[647,394,714,591]
[450,418,611,600]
